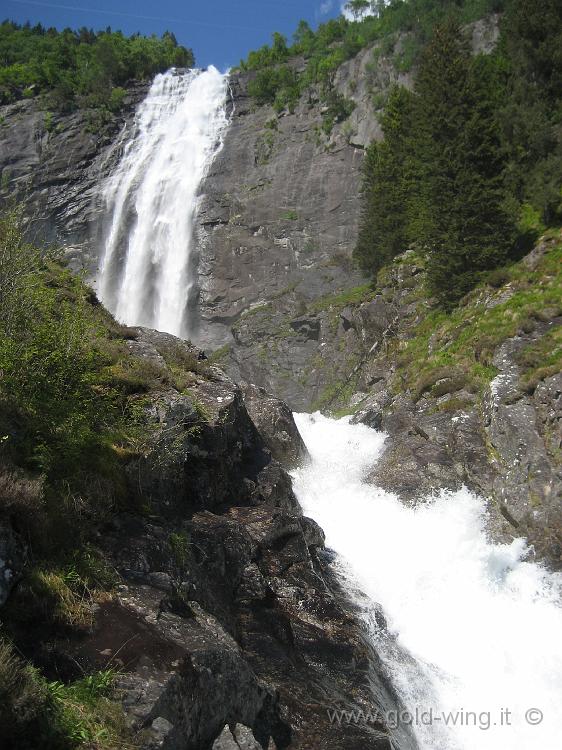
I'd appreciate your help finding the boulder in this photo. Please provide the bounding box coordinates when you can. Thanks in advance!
[242,384,309,469]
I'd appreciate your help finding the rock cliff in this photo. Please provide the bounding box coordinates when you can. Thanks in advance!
[307,236,561,569]
[0,326,399,750]
[0,84,148,272]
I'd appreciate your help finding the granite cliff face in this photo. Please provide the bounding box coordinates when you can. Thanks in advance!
[194,16,500,407]
[0,84,148,272]
[194,45,407,389]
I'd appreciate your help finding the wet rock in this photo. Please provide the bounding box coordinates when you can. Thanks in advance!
[212,724,265,750]
[79,360,395,749]
[252,462,302,514]
[299,516,326,550]
[242,384,309,468]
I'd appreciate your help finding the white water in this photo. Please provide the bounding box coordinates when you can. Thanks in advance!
[292,412,562,750]
[97,67,229,338]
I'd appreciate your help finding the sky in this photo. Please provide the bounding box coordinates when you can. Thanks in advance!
[2,0,358,69]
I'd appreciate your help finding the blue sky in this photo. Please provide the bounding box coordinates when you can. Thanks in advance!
[3,0,349,69]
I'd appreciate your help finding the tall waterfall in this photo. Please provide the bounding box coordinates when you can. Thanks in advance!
[97,67,229,338]
[292,413,562,750]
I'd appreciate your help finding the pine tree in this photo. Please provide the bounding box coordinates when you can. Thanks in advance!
[354,86,415,276]
[412,20,514,307]
[499,0,562,223]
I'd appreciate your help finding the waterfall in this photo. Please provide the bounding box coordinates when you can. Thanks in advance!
[97,67,229,338]
[292,412,562,750]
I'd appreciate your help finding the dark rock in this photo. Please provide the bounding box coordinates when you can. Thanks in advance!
[0,520,22,607]
[481,342,562,565]
[213,726,240,750]
[289,318,321,341]
[233,724,264,750]
[252,462,302,514]
[299,516,326,550]
[242,384,309,469]
[68,362,395,749]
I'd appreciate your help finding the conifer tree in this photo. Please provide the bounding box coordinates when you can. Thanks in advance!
[354,86,415,276]
[412,20,514,307]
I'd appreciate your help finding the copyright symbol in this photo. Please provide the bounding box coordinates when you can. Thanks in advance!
[525,708,543,725]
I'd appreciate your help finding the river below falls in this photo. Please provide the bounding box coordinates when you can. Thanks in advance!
[291,412,562,750]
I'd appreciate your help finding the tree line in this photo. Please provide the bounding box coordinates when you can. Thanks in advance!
[240,0,504,112]
[0,21,194,111]
[354,0,562,308]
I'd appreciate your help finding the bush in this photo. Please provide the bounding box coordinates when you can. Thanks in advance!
[248,65,300,111]
[0,639,133,749]
[0,639,53,748]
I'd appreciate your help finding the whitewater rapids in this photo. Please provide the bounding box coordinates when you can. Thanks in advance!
[291,412,562,750]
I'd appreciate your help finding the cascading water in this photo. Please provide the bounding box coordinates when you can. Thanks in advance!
[97,67,229,338]
[292,412,562,750]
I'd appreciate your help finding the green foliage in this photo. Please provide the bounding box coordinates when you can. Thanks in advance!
[356,20,518,307]
[0,210,212,567]
[321,89,356,134]
[308,283,374,314]
[498,0,562,225]
[169,532,190,568]
[248,65,300,112]
[355,2,562,308]
[0,638,54,750]
[517,325,562,394]
[415,21,514,307]
[0,638,132,749]
[0,216,109,476]
[0,212,221,747]
[355,86,416,276]
[0,21,194,110]
[240,0,506,97]
[394,233,562,395]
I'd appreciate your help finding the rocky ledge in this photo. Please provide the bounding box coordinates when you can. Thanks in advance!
[1,328,397,750]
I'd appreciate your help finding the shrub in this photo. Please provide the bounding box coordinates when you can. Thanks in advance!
[0,639,53,747]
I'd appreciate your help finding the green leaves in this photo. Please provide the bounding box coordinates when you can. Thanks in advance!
[355,20,517,308]
[0,21,195,109]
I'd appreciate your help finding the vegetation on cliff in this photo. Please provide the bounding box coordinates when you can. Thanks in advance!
[0,210,209,749]
[240,0,504,111]
[355,0,562,306]
[391,230,562,400]
[0,21,194,111]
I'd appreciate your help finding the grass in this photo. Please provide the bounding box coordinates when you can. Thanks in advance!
[0,639,135,750]
[169,532,190,569]
[517,326,562,394]
[393,232,562,397]
[308,283,374,314]
[4,548,117,633]
[45,670,135,750]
